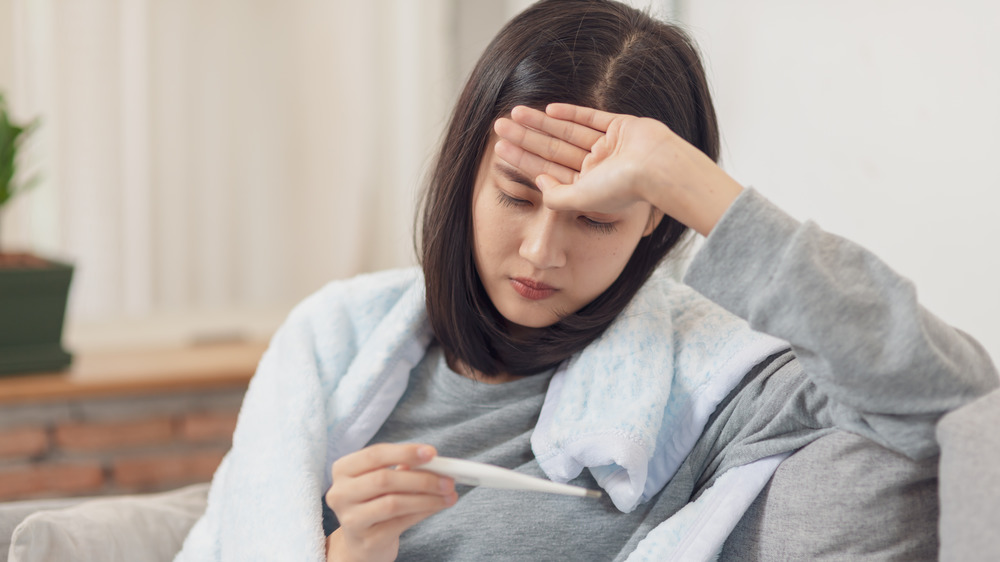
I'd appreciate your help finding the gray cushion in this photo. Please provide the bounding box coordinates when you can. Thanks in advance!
[937,387,1000,562]
[6,483,208,562]
[720,431,938,561]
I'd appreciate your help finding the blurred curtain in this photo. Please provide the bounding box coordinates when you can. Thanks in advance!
[3,0,675,348]
[5,0,454,345]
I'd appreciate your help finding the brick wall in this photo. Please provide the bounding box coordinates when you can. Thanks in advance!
[0,387,246,501]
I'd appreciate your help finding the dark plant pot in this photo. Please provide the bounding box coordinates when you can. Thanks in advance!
[0,255,74,375]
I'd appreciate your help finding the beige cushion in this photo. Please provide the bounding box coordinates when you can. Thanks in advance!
[8,484,208,562]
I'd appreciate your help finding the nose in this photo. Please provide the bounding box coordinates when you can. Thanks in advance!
[519,209,567,269]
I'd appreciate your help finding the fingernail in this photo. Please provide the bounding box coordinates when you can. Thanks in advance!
[417,446,434,461]
[444,492,458,506]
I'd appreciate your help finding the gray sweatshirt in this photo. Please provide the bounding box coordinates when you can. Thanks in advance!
[687,187,998,462]
[608,187,996,559]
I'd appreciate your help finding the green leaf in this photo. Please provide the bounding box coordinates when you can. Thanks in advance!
[0,92,41,213]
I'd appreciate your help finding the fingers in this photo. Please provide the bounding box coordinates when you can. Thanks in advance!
[509,105,604,151]
[327,443,457,534]
[332,443,435,479]
[535,174,584,212]
[536,168,640,216]
[326,507,445,561]
[494,139,578,186]
[495,104,623,186]
[372,511,440,540]
[495,103,650,218]
[534,174,572,210]
[544,103,618,132]
[337,485,455,530]
[337,465,453,506]
[330,444,454,509]
[494,116,590,173]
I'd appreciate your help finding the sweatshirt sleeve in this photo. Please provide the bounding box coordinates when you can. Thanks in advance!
[683,188,999,458]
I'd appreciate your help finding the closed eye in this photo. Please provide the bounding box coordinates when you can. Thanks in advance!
[496,191,531,208]
[496,189,616,233]
[580,216,618,234]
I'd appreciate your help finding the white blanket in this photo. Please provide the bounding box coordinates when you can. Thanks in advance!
[175,267,789,561]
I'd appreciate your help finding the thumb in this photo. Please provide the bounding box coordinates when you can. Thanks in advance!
[535,173,562,191]
[536,173,574,211]
[590,135,613,162]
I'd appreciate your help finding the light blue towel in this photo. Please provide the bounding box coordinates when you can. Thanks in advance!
[532,272,789,513]
[176,267,789,561]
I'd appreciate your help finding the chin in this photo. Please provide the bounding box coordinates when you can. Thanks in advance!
[498,305,561,331]
[512,318,557,330]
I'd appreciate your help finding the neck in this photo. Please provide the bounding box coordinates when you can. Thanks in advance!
[445,353,525,384]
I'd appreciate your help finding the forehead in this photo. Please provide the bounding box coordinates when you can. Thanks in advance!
[494,161,538,191]
[476,131,538,191]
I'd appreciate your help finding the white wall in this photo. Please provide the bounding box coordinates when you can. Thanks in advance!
[682,0,1000,364]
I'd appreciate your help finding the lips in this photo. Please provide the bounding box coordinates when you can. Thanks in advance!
[510,277,557,300]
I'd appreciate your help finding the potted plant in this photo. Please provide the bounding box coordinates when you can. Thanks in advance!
[0,92,74,375]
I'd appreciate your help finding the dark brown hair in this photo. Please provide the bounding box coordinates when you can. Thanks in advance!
[419,0,719,376]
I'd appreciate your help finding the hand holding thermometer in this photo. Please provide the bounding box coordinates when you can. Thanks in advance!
[415,456,602,499]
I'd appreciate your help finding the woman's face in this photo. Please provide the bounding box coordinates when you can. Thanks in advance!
[472,133,659,332]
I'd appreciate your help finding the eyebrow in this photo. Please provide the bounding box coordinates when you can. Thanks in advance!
[494,162,539,192]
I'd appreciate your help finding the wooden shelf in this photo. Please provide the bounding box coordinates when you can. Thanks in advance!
[0,341,268,404]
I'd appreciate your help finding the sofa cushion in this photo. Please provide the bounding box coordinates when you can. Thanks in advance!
[719,430,938,560]
[7,483,208,562]
[5,427,950,560]
[937,387,1000,562]
[1,496,93,561]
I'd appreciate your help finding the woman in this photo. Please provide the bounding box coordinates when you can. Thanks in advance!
[176,1,998,560]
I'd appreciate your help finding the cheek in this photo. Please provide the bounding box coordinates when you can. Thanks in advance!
[569,232,642,294]
[472,195,514,266]
[583,246,628,278]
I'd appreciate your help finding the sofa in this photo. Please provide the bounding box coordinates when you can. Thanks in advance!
[3,388,998,561]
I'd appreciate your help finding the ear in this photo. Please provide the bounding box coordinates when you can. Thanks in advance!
[642,208,664,237]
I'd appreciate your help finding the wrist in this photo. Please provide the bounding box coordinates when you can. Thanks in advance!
[326,530,360,562]
[644,161,742,237]
[689,171,743,236]
[325,531,341,562]
[326,530,397,562]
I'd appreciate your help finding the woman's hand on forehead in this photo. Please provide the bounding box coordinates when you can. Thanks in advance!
[493,103,744,237]
[493,112,582,188]
[494,105,651,216]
